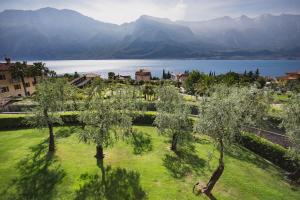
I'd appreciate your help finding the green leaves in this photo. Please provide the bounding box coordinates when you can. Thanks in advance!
[195,85,269,146]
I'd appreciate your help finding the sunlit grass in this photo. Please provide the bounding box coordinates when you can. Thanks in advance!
[0,126,299,199]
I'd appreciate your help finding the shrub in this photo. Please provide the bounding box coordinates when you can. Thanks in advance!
[239,132,298,172]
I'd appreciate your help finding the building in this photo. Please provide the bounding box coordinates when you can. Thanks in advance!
[278,71,300,81]
[135,69,151,82]
[70,73,99,88]
[0,58,37,99]
[171,73,189,83]
[114,74,131,81]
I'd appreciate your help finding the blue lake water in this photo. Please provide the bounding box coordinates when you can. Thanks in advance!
[35,59,300,78]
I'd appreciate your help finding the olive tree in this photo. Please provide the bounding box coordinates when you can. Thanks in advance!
[154,85,192,152]
[281,94,300,182]
[78,85,136,161]
[194,85,269,199]
[26,79,67,152]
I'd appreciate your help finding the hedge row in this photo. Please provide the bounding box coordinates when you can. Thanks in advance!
[239,132,297,172]
[0,113,157,130]
[2,101,200,115]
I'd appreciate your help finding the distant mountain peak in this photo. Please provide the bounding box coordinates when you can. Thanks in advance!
[137,15,173,24]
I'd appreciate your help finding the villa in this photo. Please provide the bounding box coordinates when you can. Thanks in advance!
[0,58,37,99]
[135,69,151,82]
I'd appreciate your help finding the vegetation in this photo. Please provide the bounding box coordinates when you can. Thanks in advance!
[1,66,300,199]
[281,94,300,182]
[194,85,269,199]
[1,126,300,200]
[25,79,70,152]
[155,85,192,152]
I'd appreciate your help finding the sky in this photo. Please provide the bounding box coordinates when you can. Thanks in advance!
[0,0,300,24]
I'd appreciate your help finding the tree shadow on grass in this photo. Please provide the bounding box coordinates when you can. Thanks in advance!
[163,144,206,178]
[129,130,153,155]
[1,140,65,200]
[75,159,146,200]
[225,145,275,171]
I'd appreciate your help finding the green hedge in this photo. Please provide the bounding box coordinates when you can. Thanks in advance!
[0,113,157,130]
[239,132,297,172]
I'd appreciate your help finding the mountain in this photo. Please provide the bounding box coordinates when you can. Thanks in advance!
[0,7,299,59]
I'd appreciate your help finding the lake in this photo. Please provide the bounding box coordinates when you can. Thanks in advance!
[34,59,300,78]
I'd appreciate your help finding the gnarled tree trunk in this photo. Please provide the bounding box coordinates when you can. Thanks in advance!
[202,139,224,199]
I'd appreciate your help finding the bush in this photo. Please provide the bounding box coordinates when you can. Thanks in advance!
[239,132,298,172]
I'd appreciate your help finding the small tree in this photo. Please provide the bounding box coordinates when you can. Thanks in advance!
[26,79,66,152]
[154,85,192,152]
[78,85,135,161]
[281,94,300,182]
[194,85,269,199]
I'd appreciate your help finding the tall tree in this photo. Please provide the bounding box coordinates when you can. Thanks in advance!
[193,85,269,199]
[154,85,192,152]
[30,62,49,83]
[10,62,29,96]
[281,94,300,183]
[26,79,66,152]
[184,70,203,95]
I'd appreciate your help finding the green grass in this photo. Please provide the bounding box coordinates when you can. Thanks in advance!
[0,126,299,199]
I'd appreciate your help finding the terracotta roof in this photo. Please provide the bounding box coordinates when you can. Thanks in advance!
[286,71,300,75]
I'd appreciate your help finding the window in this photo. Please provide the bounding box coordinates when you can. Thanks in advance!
[32,81,37,85]
[0,74,6,80]
[25,82,30,87]
[14,84,21,90]
[1,86,9,93]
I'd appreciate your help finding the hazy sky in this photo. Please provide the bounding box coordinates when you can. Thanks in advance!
[1,0,300,24]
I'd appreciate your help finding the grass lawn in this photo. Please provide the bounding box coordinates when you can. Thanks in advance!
[0,126,299,200]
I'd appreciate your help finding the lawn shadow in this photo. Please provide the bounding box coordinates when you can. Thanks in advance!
[129,130,153,155]
[226,145,276,172]
[163,144,206,178]
[1,139,65,200]
[56,126,77,138]
[75,159,146,200]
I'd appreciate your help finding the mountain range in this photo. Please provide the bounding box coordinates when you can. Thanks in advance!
[0,7,300,60]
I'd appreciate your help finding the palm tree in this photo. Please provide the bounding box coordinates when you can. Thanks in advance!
[10,62,29,96]
[30,62,50,83]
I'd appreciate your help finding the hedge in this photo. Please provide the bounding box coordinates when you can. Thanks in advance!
[239,132,298,172]
[0,112,157,130]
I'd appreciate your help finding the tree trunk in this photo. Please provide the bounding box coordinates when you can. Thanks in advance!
[95,144,104,160]
[171,133,178,152]
[44,108,55,152]
[202,139,224,197]
[21,76,28,96]
[48,124,55,152]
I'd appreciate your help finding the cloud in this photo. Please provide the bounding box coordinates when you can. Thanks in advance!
[0,0,299,24]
